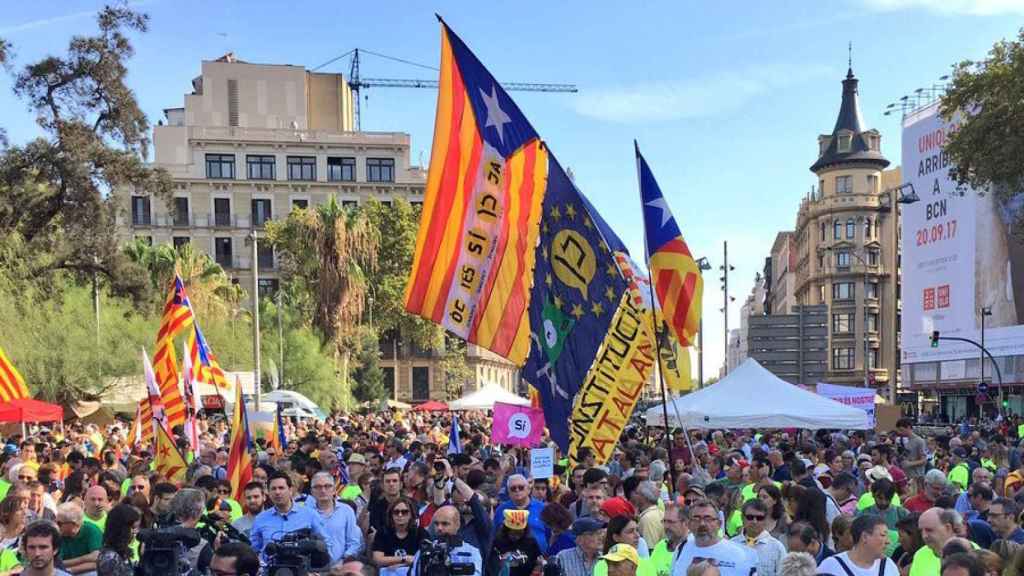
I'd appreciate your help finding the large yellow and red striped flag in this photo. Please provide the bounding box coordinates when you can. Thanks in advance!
[154,419,187,484]
[152,275,195,428]
[226,378,253,501]
[635,143,703,348]
[403,21,549,365]
[0,345,29,402]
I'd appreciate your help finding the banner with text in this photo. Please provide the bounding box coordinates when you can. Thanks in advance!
[816,382,876,425]
[492,402,545,447]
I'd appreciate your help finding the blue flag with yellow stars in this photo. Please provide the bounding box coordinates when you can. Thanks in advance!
[523,156,629,454]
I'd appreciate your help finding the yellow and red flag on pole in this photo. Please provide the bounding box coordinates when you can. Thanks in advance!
[152,275,195,429]
[187,322,230,390]
[154,419,187,484]
[403,20,549,365]
[226,377,253,502]
[0,345,29,401]
[127,403,142,446]
[635,143,703,350]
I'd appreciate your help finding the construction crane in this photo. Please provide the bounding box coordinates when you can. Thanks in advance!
[313,48,578,131]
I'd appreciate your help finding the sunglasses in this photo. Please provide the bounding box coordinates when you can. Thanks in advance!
[392,509,411,516]
[131,485,146,491]
[509,485,527,492]
[217,488,231,495]
[745,514,767,521]
[18,476,34,481]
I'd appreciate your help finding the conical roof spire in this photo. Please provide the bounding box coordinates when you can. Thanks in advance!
[810,51,889,173]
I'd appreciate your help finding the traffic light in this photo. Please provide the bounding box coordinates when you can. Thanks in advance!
[930,330,940,348]
[1004,399,1010,409]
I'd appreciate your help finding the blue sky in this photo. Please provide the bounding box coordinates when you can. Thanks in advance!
[2,0,1022,380]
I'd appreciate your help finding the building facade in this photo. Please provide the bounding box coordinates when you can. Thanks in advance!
[747,305,829,385]
[792,66,902,397]
[115,54,519,403]
[767,232,797,315]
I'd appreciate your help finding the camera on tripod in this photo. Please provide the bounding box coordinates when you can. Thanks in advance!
[417,536,475,576]
[136,526,202,576]
[264,528,331,576]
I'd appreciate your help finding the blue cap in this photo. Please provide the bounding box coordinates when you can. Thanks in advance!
[3,444,18,456]
[571,517,606,536]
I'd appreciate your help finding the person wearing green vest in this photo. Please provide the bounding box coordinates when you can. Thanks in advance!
[650,503,691,576]
[910,508,960,576]
[82,485,108,534]
[948,449,970,491]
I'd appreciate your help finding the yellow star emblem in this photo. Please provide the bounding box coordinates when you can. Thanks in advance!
[550,206,561,221]
[571,303,585,320]
[545,273,553,287]
[606,262,618,278]
[599,241,609,254]
[583,216,593,230]
[605,286,617,302]
[565,204,577,220]
[542,245,549,261]
[553,295,564,310]
[591,301,604,317]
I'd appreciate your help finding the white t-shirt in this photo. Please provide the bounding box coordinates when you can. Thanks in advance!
[671,538,758,576]
[818,552,899,576]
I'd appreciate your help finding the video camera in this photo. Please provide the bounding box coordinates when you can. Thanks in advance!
[417,535,475,576]
[264,528,331,576]
[135,526,202,576]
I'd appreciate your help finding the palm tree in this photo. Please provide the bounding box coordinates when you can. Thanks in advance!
[122,240,239,319]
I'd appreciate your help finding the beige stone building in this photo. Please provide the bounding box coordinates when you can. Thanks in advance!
[114,54,519,403]
[792,66,903,397]
[767,232,797,315]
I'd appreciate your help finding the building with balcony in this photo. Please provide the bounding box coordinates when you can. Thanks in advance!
[115,53,518,403]
[792,65,902,395]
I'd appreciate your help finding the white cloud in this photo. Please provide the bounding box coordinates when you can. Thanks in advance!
[861,0,1024,15]
[573,64,835,123]
[0,10,98,35]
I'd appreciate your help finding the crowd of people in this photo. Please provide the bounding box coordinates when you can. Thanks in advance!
[0,408,1022,576]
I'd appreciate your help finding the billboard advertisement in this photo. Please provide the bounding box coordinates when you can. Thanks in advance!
[901,102,1024,364]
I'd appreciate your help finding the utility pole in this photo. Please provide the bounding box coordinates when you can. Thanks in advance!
[981,306,995,414]
[277,289,285,389]
[719,242,734,374]
[696,257,712,387]
[250,230,262,407]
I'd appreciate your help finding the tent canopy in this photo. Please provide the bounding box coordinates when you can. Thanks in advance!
[413,400,448,412]
[646,358,871,430]
[448,383,530,411]
[0,399,64,423]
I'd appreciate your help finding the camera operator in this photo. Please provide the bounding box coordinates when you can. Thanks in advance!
[248,471,334,561]
[209,541,260,576]
[426,459,490,554]
[409,505,482,576]
[169,488,214,574]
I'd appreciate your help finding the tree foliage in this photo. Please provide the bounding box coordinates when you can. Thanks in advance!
[942,28,1024,234]
[260,299,342,410]
[350,328,387,404]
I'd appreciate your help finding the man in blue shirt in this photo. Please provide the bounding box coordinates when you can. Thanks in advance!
[307,471,362,567]
[410,505,482,576]
[249,472,335,565]
[493,474,548,552]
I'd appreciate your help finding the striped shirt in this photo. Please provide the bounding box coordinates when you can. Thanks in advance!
[555,546,598,576]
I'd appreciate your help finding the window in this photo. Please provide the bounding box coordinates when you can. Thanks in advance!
[172,236,189,249]
[382,367,396,400]
[867,249,880,266]
[257,279,279,298]
[832,347,855,370]
[846,218,855,239]
[291,198,308,210]
[251,199,272,227]
[205,154,235,179]
[837,134,853,153]
[214,238,233,268]
[836,175,853,194]
[257,244,274,269]
[327,157,356,182]
[367,158,395,182]
[866,312,880,333]
[819,221,826,241]
[836,250,851,269]
[246,155,276,180]
[866,281,879,299]
[832,313,853,334]
[868,348,880,370]
[867,174,879,193]
[817,254,825,269]
[412,367,430,401]
[833,220,842,240]
[832,282,855,300]
[214,198,231,227]
[173,197,190,227]
[287,156,316,181]
[131,196,151,226]
[864,218,872,239]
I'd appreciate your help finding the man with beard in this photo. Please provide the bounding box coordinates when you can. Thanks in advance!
[671,500,757,576]
[21,521,72,576]
[232,482,266,538]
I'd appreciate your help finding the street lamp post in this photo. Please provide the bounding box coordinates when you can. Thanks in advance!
[249,229,262,407]
[981,306,997,413]
[880,183,920,404]
[696,257,712,387]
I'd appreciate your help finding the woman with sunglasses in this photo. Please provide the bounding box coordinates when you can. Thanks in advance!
[372,496,424,576]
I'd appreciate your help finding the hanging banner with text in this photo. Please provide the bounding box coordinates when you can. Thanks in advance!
[816,382,876,426]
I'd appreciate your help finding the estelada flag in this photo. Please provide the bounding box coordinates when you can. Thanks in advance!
[151,275,195,428]
[404,20,549,365]
[0,345,29,401]
[154,420,186,484]
[635,143,703,349]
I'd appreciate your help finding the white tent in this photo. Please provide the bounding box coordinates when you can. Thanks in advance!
[448,383,531,411]
[645,358,872,429]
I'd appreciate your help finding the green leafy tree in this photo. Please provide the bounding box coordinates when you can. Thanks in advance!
[0,6,171,300]
[350,328,387,403]
[439,336,474,401]
[942,28,1024,234]
[259,298,343,410]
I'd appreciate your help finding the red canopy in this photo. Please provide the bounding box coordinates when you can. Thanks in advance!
[412,400,448,412]
[0,399,64,423]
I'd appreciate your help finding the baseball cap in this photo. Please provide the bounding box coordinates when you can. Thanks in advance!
[601,543,640,565]
[571,517,606,536]
[952,447,968,459]
[865,465,893,483]
[600,497,636,519]
[347,453,367,465]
